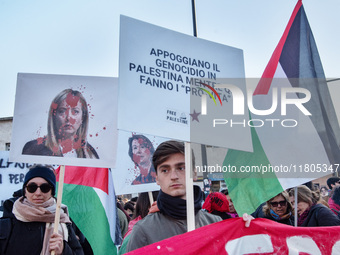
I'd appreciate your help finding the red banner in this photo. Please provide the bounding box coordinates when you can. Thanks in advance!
[126,218,340,254]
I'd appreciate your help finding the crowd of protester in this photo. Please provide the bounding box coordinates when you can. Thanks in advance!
[112,144,340,254]
[112,178,340,254]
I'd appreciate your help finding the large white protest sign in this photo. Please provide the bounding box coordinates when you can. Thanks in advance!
[10,73,118,168]
[118,15,252,151]
[112,130,167,195]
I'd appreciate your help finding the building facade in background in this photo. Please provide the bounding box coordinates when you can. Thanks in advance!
[0,117,12,151]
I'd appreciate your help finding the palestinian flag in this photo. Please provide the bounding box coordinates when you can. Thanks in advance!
[223,0,340,215]
[56,166,118,255]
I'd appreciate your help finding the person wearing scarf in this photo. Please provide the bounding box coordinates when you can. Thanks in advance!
[261,191,294,226]
[126,140,254,253]
[0,165,84,255]
[289,185,340,227]
[126,141,222,253]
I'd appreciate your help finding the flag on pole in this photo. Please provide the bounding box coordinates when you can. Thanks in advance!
[223,0,340,215]
[56,166,118,255]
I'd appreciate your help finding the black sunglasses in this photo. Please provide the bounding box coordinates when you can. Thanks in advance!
[270,200,287,207]
[26,183,52,193]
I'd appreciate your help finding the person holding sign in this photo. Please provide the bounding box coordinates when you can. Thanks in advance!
[128,134,156,185]
[126,140,253,252]
[0,165,84,255]
[22,89,99,159]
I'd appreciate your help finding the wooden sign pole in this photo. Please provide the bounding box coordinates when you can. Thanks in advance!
[148,191,154,206]
[51,165,65,255]
[185,142,195,231]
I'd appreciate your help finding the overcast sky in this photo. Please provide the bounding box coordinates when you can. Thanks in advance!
[1,0,339,118]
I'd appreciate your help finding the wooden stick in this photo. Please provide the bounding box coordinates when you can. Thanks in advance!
[148,191,154,207]
[185,142,195,232]
[51,165,65,255]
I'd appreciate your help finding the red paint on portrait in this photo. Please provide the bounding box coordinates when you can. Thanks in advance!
[65,92,80,107]
[133,154,141,164]
[36,137,44,145]
[51,102,58,110]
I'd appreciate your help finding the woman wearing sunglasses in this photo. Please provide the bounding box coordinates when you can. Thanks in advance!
[261,191,294,225]
[0,165,84,255]
[289,185,340,227]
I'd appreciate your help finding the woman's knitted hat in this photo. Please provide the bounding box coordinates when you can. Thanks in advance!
[23,165,56,196]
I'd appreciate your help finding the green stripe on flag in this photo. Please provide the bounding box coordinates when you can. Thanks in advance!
[223,125,284,215]
[59,183,116,255]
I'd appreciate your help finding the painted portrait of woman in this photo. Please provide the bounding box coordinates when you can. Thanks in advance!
[22,89,99,159]
[128,134,155,185]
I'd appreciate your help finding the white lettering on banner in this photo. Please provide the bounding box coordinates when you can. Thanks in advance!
[286,236,321,255]
[225,234,274,254]
[332,241,340,254]
[224,234,340,254]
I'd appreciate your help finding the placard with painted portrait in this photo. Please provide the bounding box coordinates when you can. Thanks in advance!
[10,73,118,168]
